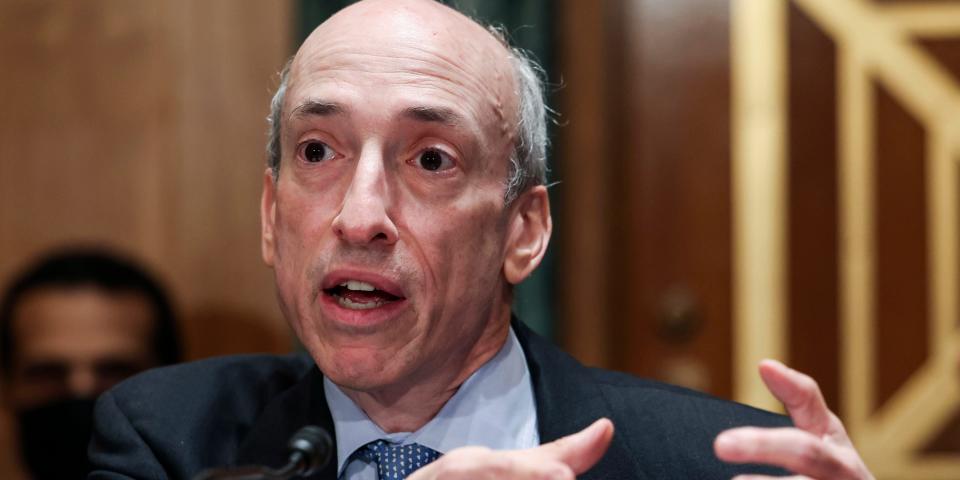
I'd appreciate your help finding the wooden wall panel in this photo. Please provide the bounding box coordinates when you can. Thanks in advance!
[623,0,735,398]
[555,0,616,368]
[919,38,960,85]
[0,1,172,262]
[157,1,296,359]
[558,0,735,397]
[0,1,294,477]
[873,83,930,412]
[787,0,841,413]
[560,2,960,474]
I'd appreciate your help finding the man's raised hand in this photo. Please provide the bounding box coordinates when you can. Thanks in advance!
[714,360,875,479]
[407,418,614,480]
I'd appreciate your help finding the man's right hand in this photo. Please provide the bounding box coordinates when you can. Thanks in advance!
[407,418,614,479]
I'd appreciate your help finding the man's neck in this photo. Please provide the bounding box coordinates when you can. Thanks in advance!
[339,319,511,433]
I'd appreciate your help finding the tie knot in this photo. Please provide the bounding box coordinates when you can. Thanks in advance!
[354,440,441,479]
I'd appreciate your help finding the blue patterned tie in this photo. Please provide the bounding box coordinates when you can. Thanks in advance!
[354,440,442,479]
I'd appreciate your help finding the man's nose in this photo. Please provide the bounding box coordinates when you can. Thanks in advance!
[67,367,98,398]
[331,148,399,246]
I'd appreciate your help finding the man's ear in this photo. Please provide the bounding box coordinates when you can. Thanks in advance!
[503,185,552,284]
[261,169,278,267]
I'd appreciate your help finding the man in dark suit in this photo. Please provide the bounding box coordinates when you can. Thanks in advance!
[91,0,874,478]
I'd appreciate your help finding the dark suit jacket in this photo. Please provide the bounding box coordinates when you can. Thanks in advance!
[89,320,791,479]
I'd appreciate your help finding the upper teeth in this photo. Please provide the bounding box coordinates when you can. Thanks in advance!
[340,280,376,292]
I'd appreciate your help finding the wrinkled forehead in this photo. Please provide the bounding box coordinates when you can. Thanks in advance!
[286,0,518,138]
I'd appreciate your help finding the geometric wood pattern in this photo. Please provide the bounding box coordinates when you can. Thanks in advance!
[734,0,960,477]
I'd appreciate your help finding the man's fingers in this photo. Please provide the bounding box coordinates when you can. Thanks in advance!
[409,446,576,480]
[758,359,842,437]
[719,363,874,479]
[408,420,612,479]
[538,418,614,474]
[715,427,860,480]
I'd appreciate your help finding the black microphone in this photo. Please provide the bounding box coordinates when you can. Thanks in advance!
[193,426,333,480]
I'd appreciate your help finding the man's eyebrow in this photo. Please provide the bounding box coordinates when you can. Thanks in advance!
[291,100,347,118]
[401,106,463,126]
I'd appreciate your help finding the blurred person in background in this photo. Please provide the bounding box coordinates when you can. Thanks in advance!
[0,248,182,479]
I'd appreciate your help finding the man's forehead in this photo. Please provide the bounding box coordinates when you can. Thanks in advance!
[13,288,153,334]
[280,3,519,151]
[289,0,517,111]
[308,0,498,52]
[291,100,464,128]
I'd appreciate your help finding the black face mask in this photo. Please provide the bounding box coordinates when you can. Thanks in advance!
[16,396,96,480]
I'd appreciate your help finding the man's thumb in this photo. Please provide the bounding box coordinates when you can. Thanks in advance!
[539,418,614,474]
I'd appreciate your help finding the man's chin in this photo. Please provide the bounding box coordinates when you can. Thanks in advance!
[317,349,410,391]
[325,371,408,395]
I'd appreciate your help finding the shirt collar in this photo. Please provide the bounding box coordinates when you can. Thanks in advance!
[324,326,539,477]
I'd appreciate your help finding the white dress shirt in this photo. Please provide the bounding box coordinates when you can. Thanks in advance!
[324,326,540,479]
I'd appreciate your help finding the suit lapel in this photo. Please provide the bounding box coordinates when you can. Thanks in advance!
[234,366,339,480]
[230,321,645,479]
[513,318,649,480]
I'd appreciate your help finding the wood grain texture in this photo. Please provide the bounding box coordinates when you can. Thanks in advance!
[555,0,615,368]
[787,0,841,413]
[873,82,930,413]
[624,0,735,398]
[0,1,293,476]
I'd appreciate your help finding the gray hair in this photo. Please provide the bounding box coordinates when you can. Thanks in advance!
[265,34,549,204]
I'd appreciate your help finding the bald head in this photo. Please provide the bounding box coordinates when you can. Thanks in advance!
[294,0,516,151]
[307,0,513,83]
[265,0,548,202]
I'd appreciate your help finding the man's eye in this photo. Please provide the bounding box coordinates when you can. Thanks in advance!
[21,362,68,383]
[417,148,454,172]
[301,141,336,163]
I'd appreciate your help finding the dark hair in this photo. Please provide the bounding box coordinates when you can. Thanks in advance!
[0,248,182,378]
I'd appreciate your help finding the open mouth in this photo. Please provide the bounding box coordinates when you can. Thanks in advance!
[323,280,403,310]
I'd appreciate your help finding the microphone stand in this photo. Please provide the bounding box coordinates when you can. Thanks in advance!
[194,426,333,480]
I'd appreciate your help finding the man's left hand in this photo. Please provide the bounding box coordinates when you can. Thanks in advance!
[714,360,875,479]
